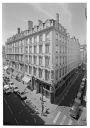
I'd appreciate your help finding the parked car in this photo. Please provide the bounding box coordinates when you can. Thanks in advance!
[6,70,10,75]
[70,98,82,119]
[14,86,19,93]
[80,82,85,88]
[15,75,21,82]
[77,92,83,103]
[5,88,14,94]
[3,85,10,91]
[3,85,13,94]
[16,91,27,100]
[8,82,15,88]
[3,76,10,84]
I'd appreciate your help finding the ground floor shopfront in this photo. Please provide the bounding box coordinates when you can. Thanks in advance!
[32,77,55,103]
[5,60,80,104]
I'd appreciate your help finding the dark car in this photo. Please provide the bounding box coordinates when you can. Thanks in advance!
[16,91,27,100]
[70,98,82,119]
[15,74,23,82]
[3,76,10,84]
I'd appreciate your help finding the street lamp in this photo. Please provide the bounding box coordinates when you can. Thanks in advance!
[41,84,44,116]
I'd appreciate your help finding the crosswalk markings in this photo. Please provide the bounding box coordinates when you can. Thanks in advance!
[68,119,72,125]
[53,111,61,124]
[60,115,67,125]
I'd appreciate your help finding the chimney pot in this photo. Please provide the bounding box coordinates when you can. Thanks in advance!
[28,21,33,30]
[17,28,20,34]
[56,13,59,23]
[38,20,42,25]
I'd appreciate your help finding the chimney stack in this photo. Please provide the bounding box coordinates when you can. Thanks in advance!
[56,13,59,24]
[28,21,33,30]
[38,20,42,25]
[17,28,20,34]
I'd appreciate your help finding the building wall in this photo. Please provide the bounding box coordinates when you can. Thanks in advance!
[80,44,87,64]
[67,36,81,74]
[5,13,81,102]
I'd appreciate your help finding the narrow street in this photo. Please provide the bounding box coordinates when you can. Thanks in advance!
[3,93,45,125]
[46,70,85,125]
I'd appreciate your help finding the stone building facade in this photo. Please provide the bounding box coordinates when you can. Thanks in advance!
[5,13,81,103]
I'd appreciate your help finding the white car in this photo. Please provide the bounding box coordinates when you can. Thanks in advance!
[14,86,19,93]
[3,85,10,91]
[3,85,13,94]
[8,82,15,88]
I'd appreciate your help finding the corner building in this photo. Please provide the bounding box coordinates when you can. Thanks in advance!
[5,13,81,103]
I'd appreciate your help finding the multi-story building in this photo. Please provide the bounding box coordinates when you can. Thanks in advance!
[67,35,81,74]
[5,13,81,103]
[2,45,6,66]
[80,44,87,64]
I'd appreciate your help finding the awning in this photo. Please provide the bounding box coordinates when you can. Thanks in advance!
[22,76,31,83]
[3,66,9,70]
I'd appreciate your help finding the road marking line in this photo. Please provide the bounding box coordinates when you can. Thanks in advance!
[68,119,72,125]
[60,115,67,125]
[53,111,61,124]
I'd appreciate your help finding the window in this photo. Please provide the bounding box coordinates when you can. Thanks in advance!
[51,70,54,79]
[39,45,42,53]
[56,45,58,53]
[45,56,50,67]
[56,70,58,80]
[39,68,43,78]
[39,34,43,42]
[46,32,50,41]
[29,55,32,64]
[60,56,61,65]
[56,33,58,40]
[61,46,63,53]
[34,36,37,43]
[29,66,32,74]
[45,70,49,81]
[59,69,61,77]
[62,67,64,76]
[25,46,28,54]
[25,55,28,63]
[45,44,49,53]
[39,56,43,66]
[33,56,37,65]
[25,65,28,73]
[29,46,32,53]
[63,57,64,64]
[56,56,58,66]
[65,66,67,74]
[29,37,32,44]
[25,39,28,46]
[21,48,23,53]
[34,46,37,53]
[33,67,37,76]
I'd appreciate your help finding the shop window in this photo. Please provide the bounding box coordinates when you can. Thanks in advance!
[51,70,54,79]
[39,68,43,78]
[45,44,49,53]
[29,66,32,74]
[45,70,50,81]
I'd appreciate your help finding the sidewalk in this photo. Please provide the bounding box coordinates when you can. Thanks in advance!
[5,72,58,122]
[77,107,87,126]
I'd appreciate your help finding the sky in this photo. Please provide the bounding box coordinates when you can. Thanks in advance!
[2,3,87,45]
